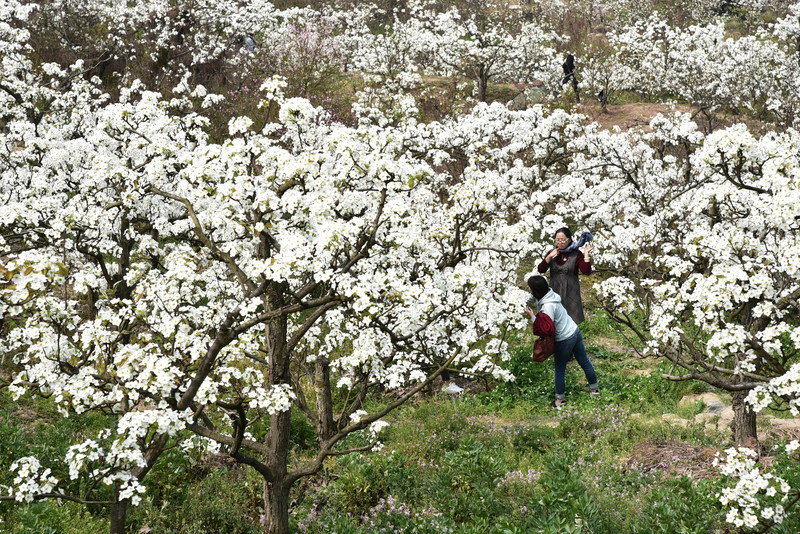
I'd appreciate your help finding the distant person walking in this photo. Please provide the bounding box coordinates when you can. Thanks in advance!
[562,53,580,103]
[526,275,598,408]
[537,227,594,324]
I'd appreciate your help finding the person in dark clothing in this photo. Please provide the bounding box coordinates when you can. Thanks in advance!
[597,88,607,108]
[537,227,594,324]
[561,54,580,103]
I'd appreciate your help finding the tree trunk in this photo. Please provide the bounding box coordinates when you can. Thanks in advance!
[478,65,488,102]
[263,477,291,534]
[262,397,293,534]
[109,493,128,534]
[263,282,292,534]
[315,356,336,443]
[731,389,758,448]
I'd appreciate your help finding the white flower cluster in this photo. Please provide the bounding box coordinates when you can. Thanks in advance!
[245,382,296,415]
[8,457,59,502]
[31,0,284,82]
[595,277,641,315]
[349,410,368,424]
[369,420,391,452]
[63,411,189,505]
[715,447,792,528]
[747,362,800,416]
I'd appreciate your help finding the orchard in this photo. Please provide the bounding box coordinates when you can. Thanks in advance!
[1,0,799,533]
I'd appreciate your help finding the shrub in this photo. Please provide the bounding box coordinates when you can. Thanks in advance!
[632,476,723,534]
[482,344,553,406]
[514,455,607,534]
[510,423,559,454]
[134,467,261,534]
[428,436,509,523]
[360,495,454,534]
[556,404,634,447]
[3,501,107,534]
[328,451,423,515]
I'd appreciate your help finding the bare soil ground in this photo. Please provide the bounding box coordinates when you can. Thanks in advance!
[624,439,720,480]
[591,335,639,356]
[583,102,697,131]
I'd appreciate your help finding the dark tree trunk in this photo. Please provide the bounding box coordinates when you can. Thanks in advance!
[315,356,336,443]
[262,389,293,534]
[262,282,293,534]
[263,477,291,534]
[478,65,488,102]
[109,493,128,534]
[731,389,758,447]
[108,434,168,534]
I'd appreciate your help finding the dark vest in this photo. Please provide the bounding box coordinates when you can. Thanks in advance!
[549,250,584,324]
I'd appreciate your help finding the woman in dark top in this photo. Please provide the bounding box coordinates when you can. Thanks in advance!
[561,53,580,103]
[537,227,594,324]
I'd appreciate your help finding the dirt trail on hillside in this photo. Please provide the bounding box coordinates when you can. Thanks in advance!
[583,102,697,131]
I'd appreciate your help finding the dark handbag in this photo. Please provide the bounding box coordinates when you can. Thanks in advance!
[532,335,555,362]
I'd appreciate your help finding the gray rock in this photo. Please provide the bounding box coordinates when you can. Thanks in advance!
[525,86,547,103]
[679,393,726,414]
[507,91,528,111]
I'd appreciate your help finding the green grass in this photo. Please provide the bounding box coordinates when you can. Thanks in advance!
[291,390,733,533]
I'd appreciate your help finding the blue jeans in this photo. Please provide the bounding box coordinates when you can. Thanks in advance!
[554,329,597,399]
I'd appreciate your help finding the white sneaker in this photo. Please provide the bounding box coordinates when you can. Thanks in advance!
[442,383,464,394]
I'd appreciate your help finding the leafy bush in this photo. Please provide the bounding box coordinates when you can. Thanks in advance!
[556,404,635,447]
[428,435,509,523]
[505,455,606,534]
[359,495,455,534]
[3,501,107,534]
[632,476,723,534]
[510,422,559,453]
[596,360,707,414]
[328,451,423,515]
[133,467,261,534]
[482,344,553,406]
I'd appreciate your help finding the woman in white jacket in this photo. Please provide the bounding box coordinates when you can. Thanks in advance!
[526,275,599,408]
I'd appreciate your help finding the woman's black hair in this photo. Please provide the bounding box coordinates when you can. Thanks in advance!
[554,227,573,241]
[527,275,550,301]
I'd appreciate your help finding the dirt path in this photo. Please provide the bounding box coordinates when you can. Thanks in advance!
[583,102,697,131]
